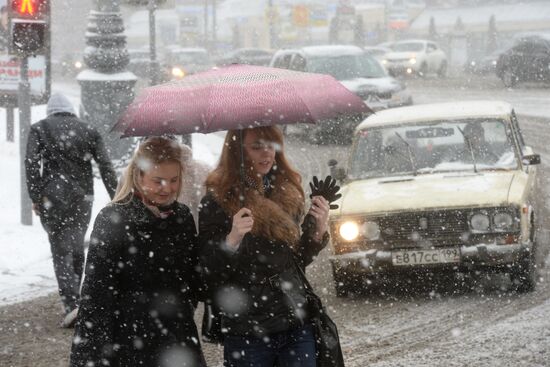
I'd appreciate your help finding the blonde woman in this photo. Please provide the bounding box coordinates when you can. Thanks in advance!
[70,137,206,367]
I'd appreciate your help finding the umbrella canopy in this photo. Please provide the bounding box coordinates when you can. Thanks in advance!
[113,64,371,137]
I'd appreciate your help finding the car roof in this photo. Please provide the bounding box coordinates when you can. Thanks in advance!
[300,45,364,57]
[169,47,208,53]
[356,101,513,130]
[393,39,432,45]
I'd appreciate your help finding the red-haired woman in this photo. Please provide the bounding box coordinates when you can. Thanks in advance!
[199,126,331,367]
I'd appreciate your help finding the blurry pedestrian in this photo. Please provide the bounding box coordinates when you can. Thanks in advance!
[70,136,206,367]
[25,93,118,327]
[198,126,333,367]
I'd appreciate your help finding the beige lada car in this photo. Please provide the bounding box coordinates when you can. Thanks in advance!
[328,101,542,296]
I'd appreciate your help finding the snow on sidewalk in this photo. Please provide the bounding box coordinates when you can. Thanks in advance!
[0,85,223,306]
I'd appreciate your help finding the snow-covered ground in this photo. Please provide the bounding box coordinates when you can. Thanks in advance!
[0,84,224,306]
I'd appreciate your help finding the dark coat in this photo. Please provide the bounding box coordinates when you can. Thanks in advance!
[70,196,206,367]
[25,112,118,205]
[198,193,328,338]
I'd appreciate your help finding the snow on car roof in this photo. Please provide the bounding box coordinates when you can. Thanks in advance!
[356,101,513,130]
[393,39,430,44]
[301,45,364,57]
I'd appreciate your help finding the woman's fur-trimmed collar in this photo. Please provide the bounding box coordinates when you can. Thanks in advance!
[209,175,305,249]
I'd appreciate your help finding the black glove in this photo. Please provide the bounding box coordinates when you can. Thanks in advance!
[309,175,342,210]
[302,175,342,239]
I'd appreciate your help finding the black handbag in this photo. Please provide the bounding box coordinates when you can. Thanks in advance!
[292,260,346,367]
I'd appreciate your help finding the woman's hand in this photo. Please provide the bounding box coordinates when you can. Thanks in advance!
[226,207,254,248]
[308,196,330,242]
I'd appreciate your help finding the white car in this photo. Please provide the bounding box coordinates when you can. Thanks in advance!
[328,101,543,296]
[270,45,413,143]
[383,40,447,77]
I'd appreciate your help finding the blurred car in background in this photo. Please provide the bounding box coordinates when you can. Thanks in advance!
[383,40,447,78]
[363,46,391,63]
[52,52,84,77]
[496,35,550,87]
[464,47,507,75]
[216,48,274,66]
[163,47,213,81]
[328,101,542,296]
[270,45,412,144]
[128,48,156,80]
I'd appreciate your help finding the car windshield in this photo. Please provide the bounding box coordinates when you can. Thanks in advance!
[349,119,519,179]
[307,54,386,80]
[172,52,210,65]
[392,42,425,52]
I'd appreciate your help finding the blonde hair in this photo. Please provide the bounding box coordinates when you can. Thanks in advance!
[112,137,186,204]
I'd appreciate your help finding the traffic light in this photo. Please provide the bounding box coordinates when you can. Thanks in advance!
[8,0,49,55]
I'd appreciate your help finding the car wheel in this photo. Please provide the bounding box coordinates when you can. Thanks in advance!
[437,61,447,78]
[419,63,428,78]
[511,223,538,293]
[501,69,518,88]
[511,254,537,293]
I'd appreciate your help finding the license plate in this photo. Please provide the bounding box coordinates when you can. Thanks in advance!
[392,248,460,266]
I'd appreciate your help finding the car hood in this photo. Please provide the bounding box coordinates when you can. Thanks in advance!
[332,171,522,217]
[385,51,417,60]
[339,77,402,94]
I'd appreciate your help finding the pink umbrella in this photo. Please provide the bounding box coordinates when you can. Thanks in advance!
[113,64,371,137]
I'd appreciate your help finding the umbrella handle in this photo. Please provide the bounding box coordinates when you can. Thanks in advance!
[239,129,246,208]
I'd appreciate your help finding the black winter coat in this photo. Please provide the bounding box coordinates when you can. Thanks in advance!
[25,112,118,204]
[198,193,328,338]
[70,196,206,367]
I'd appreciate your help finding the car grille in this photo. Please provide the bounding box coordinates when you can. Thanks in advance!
[372,209,470,248]
[388,58,409,62]
[356,91,392,100]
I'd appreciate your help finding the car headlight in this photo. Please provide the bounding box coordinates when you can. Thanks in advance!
[339,221,360,241]
[172,67,185,78]
[363,221,380,241]
[493,212,514,232]
[470,213,490,232]
[382,59,388,65]
[409,58,417,65]
[74,61,83,69]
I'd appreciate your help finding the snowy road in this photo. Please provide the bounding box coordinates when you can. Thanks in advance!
[283,113,550,366]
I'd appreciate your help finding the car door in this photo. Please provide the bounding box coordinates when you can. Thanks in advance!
[531,40,550,81]
[426,42,439,71]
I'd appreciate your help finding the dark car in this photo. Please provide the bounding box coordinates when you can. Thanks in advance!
[216,48,274,66]
[162,47,213,81]
[464,47,507,75]
[496,36,550,87]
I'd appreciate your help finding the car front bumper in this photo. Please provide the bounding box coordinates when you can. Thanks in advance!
[386,62,419,75]
[329,242,531,274]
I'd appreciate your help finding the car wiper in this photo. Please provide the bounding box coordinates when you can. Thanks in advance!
[457,126,478,173]
[394,132,417,175]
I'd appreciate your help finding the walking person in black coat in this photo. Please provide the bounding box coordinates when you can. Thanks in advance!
[199,126,332,367]
[25,93,118,327]
[70,136,207,367]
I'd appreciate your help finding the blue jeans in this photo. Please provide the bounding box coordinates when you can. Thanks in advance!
[224,324,316,367]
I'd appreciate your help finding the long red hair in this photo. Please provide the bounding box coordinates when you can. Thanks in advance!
[205,126,304,215]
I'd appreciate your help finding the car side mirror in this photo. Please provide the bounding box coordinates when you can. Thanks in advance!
[328,159,346,182]
[522,154,541,165]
